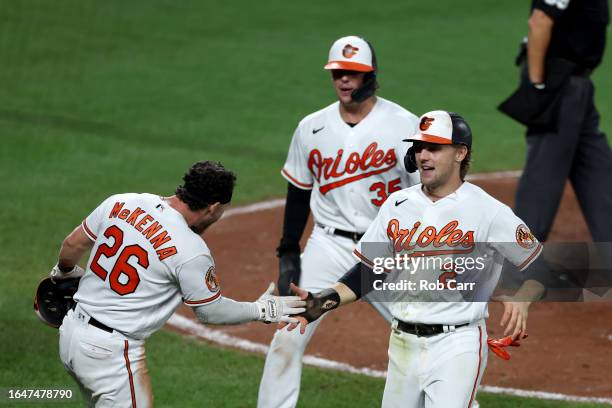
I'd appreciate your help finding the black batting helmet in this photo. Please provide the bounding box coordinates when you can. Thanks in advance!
[403,110,472,173]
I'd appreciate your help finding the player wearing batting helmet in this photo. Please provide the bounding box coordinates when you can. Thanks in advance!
[286,110,550,408]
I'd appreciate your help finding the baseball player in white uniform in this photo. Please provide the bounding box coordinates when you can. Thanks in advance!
[258,36,420,407]
[286,111,547,408]
[50,161,305,407]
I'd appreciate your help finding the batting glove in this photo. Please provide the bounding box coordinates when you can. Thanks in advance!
[50,264,85,283]
[278,252,301,296]
[255,282,306,324]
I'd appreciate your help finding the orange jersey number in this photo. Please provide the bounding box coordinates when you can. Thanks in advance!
[370,178,401,207]
[90,226,148,295]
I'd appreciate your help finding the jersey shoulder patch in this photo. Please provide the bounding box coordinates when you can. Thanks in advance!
[515,224,537,249]
[204,266,221,292]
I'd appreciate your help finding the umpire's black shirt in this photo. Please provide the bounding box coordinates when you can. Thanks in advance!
[532,0,609,69]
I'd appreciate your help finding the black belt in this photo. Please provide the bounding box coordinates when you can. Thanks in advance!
[72,303,114,333]
[395,320,469,337]
[317,223,364,242]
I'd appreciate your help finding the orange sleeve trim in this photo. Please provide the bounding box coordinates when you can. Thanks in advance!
[353,249,375,268]
[81,220,97,241]
[184,291,222,305]
[518,243,543,271]
[281,168,313,189]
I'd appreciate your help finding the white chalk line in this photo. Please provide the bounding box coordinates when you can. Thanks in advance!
[166,314,612,405]
[224,198,285,218]
[187,168,612,405]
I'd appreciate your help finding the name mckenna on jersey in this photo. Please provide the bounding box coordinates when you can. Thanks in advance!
[107,201,178,261]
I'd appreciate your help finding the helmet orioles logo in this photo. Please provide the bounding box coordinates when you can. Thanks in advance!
[516,224,537,249]
[342,44,359,58]
[420,116,435,131]
[204,266,220,292]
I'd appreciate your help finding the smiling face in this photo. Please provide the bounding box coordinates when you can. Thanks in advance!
[330,69,366,105]
[414,141,467,192]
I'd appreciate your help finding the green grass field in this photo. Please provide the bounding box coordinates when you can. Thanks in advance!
[1,0,611,406]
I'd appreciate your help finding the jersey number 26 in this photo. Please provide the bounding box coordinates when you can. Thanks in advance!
[90,225,149,295]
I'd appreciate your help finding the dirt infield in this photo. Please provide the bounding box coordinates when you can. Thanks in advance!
[173,177,612,398]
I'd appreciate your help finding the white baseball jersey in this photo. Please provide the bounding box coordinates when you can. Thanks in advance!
[281,97,420,232]
[354,182,542,325]
[75,193,221,339]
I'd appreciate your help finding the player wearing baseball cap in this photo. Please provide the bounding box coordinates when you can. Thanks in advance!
[286,111,549,408]
[47,161,305,407]
[258,36,420,407]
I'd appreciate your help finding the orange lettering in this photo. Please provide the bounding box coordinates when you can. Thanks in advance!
[386,219,474,255]
[461,231,475,248]
[434,221,458,247]
[142,221,162,239]
[417,226,436,247]
[150,231,171,249]
[346,152,360,173]
[157,246,178,261]
[126,207,145,226]
[135,215,154,232]
[109,202,125,218]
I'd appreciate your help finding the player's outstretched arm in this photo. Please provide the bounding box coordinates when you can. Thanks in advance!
[495,279,545,340]
[193,283,306,325]
[284,282,357,334]
[51,225,94,282]
[494,254,548,339]
[284,260,383,333]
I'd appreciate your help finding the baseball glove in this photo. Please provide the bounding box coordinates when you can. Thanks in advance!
[33,277,81,328]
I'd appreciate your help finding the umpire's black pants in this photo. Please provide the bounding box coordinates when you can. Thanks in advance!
[515,75,612,242]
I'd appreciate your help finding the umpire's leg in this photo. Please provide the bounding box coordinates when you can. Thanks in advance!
[515,76,591,241]
[568,77,612,242]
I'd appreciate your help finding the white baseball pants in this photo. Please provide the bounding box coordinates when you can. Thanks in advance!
[382,321,487,408]
[257,225,392,408]
[59,305,153,407]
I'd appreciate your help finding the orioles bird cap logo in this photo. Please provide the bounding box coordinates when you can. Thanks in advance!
[419,116,435,131]
[342,44,359,59]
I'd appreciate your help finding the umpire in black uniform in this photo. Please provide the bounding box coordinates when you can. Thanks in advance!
[512,0,612,243]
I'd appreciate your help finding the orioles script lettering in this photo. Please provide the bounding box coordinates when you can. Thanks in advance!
[308,142,397,194]
[386,219,475,255]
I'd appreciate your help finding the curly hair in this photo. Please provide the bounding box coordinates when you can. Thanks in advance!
[175,161,236,211]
